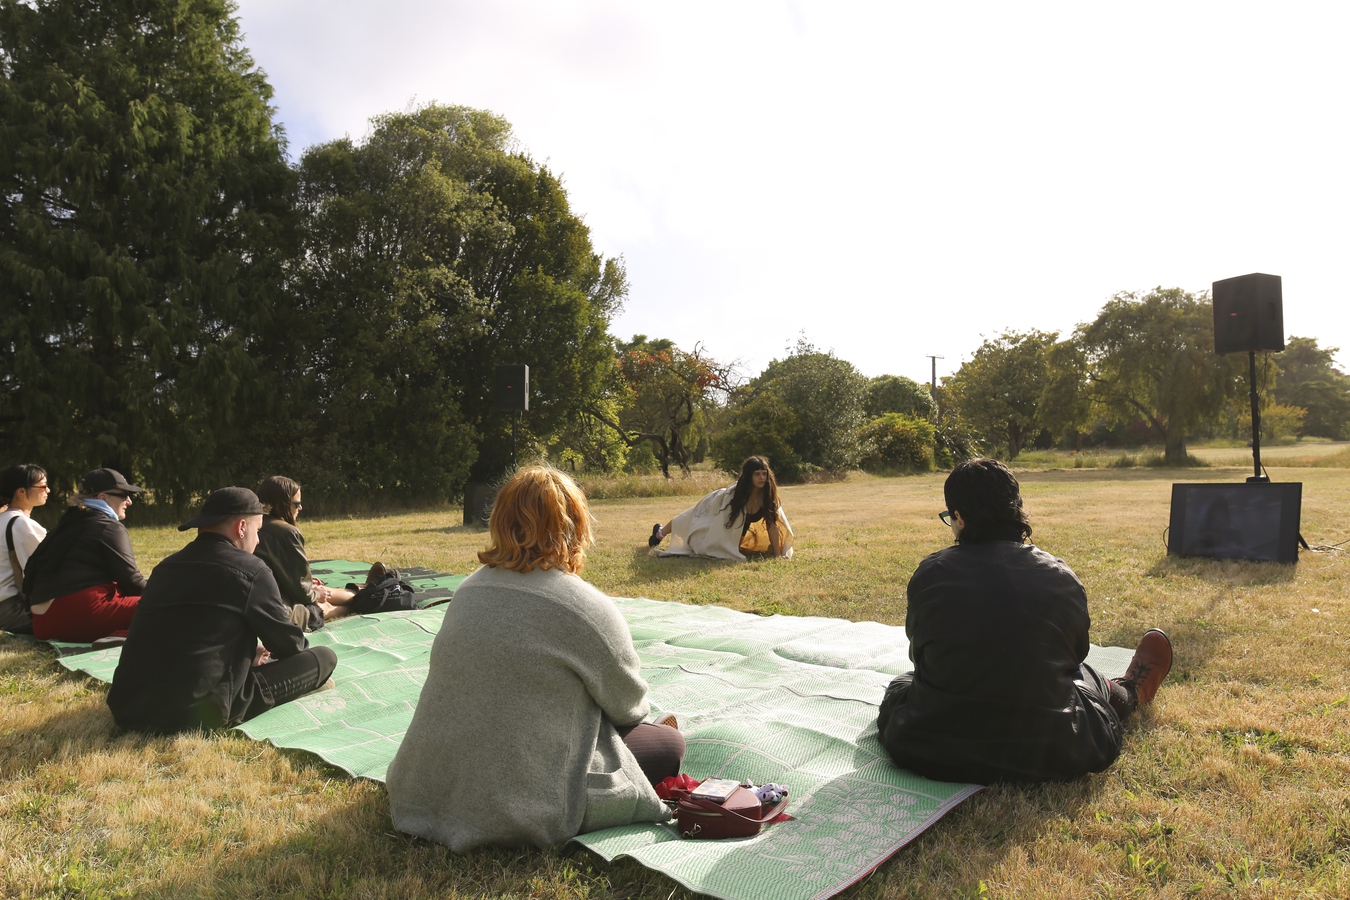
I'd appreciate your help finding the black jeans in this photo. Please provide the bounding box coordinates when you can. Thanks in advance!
[879,663,1136,734]
[243,645,338,723]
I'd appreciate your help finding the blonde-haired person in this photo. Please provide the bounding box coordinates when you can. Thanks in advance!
[253,476,356,630]
[386,466,682,851]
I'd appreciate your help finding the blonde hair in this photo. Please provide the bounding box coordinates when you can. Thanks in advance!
[477,467,594,574]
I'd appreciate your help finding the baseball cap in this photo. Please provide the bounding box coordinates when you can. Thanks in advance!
[80,468,144,495]
[178,487,267,531]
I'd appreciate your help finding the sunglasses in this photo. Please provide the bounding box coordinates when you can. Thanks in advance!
[104,491,130,500]
[938,510,954,526]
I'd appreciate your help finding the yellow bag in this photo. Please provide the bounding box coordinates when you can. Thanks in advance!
[739,519,771,553]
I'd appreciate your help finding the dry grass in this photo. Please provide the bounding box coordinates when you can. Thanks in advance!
[3,466,1349,898]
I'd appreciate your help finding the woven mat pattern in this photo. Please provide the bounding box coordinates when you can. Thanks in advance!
[54,568,1134,900]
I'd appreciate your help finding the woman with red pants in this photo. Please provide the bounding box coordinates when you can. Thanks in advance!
[25,468,146,644]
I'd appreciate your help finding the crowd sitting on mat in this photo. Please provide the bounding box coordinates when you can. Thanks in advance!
[0,456,1174,852]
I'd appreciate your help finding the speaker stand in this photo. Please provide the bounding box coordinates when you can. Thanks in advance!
[510,410,521,472]
[1246,350,1268,483]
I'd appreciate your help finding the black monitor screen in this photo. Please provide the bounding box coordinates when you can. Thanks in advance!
[1168,482,1302,564]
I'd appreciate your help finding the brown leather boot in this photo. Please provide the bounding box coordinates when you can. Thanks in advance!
[365,561,389,586]
[1117,628,1173,708]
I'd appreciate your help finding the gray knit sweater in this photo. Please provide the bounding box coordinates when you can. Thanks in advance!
[385,565,670,851]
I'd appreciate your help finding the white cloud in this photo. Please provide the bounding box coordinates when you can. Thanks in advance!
[236,0,1350,379]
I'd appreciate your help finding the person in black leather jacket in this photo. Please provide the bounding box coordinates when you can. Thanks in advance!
[25,468,147,643]
[108,487,337,734]
[876,458,1172,784]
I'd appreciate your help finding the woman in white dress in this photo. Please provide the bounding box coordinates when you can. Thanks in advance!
[649,456,793,560]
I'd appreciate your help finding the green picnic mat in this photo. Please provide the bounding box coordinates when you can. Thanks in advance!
[56,580,1136,900]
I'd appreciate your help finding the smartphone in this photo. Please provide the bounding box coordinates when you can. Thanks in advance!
[689,778,742,803]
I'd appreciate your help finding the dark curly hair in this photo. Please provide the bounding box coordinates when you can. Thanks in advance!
[943,458,1032,544]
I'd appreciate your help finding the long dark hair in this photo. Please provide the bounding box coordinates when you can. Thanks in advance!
[726,456,780,529]
[943,458,1032,543]
[257,475,302,527]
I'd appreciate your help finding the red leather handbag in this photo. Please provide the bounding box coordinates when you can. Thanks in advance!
[676,786,790,839]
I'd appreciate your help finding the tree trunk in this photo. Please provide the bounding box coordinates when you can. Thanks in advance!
[1164,430,1188,465]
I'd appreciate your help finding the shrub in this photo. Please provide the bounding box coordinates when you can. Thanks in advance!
[859,414,936,473]
[709,392,805,482]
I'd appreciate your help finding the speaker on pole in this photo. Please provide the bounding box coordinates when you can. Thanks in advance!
[494,364,529,411]
[1212,273,1284,355]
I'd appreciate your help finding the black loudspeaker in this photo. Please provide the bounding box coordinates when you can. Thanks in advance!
[1212,273,1284,355]
[463,482,497,528]
[493,364,529,411]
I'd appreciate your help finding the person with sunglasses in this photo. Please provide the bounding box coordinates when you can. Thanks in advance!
[23,468,147,644]
[875,458,1173,784]
[253,475,356,630]
[0,464,50,633]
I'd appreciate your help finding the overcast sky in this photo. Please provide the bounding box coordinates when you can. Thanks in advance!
[233,1,1350,383]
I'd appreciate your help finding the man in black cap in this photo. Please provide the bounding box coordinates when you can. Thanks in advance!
[25,468,147,643]
[107,487,338,734]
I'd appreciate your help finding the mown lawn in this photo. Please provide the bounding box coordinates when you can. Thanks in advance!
[2,466,1348,898]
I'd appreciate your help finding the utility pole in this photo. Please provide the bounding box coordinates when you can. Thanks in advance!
[926,355,944,420]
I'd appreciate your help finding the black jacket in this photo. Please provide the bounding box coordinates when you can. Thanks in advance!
[25,506,146,603]
[254,517,324,630]
[878,541,1122,783]
[107,532,308,734]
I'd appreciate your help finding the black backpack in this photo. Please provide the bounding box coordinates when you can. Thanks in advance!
[347,570,420,615]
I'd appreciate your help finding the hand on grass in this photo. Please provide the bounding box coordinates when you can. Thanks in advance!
[253,645,272,667]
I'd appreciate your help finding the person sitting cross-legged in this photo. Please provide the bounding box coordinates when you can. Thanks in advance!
[107,487,337,734]
[25,468,147,643]
[876,458,1173,784]
[386,466,682,851]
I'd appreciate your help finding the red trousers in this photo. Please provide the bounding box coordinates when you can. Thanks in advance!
[32,583,140,643]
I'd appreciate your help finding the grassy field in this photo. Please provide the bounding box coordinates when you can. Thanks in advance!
[2,466,1349,898]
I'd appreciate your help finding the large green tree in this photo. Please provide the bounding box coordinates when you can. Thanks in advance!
[290,104,626,499]
[586,335,728,479]
[0,0,294,504]
[944,330,1058,458]
[1272,336,1350,440]
[864,374,934,420]
[1075,288,1244,463]
[724,339,868,475]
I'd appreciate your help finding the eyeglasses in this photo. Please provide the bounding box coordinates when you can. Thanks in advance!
[938,510,954,526]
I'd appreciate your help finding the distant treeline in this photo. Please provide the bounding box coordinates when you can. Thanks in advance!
[4,1,1348,519]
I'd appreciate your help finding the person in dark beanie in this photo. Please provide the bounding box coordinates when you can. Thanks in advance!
[24,468,147,643]
[107,487,338,734]
[876,458,1173,783]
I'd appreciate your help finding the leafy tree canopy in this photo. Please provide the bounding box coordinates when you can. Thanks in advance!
[589,337,728,478]
[745,338,867,472]
[1272,336,1350,440]
[290,104,626,498]
[944,330,1058,458]
[0,0,295,506]
[864,375,934,420]
[1075,288,1244,463]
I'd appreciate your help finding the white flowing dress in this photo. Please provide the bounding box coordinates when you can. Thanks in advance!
[654,486,794,560]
